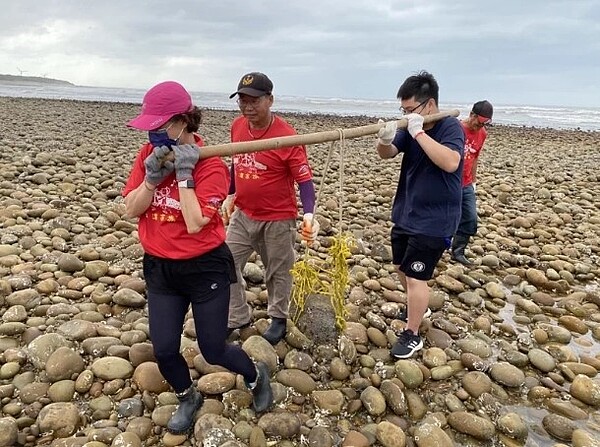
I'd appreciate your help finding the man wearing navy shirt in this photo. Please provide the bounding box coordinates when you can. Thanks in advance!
[376,71,464,358]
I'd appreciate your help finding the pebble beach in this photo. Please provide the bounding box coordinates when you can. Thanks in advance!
[1,96,600,447]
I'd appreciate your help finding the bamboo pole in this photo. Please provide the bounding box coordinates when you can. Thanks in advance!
[199,109,460,158]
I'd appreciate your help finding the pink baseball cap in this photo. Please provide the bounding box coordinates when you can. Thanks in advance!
[127,81,193,130]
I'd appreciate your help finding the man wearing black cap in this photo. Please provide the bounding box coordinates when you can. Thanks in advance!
[452,100,493,264]
[222,72,318,345]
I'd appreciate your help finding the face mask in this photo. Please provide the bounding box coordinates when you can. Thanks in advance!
[148,124,185,149]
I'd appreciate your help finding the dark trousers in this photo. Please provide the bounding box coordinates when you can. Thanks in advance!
[457,184,477,237]
[143,244,256,393]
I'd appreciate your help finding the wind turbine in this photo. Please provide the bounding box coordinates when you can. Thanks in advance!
[16,67,28,76]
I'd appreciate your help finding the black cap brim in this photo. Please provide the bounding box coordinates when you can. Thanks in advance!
[229,87,270,99]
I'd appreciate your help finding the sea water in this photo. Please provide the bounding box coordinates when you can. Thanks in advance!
[1,83,599,131]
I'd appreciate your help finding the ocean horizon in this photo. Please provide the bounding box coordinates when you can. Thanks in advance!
[1,83,599,132]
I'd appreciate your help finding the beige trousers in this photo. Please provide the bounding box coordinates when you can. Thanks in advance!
[226,210,296,328]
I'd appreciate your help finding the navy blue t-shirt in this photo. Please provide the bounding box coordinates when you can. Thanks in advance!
[391,116,464,237]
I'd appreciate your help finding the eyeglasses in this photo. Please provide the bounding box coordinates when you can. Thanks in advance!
[236,96,265,108]
[399,98,429,115]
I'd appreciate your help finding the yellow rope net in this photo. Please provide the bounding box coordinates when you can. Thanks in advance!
[291,130,353,331]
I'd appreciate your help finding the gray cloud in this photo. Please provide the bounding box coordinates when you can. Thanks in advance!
[0,0,598,106]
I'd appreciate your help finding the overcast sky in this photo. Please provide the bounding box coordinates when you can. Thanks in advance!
[1,0,599,107]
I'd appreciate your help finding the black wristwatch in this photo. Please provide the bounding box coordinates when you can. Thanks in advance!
[177,179,195,188]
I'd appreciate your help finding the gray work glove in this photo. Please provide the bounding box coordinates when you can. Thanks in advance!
[144,145,174,186]
[173,144,201,181]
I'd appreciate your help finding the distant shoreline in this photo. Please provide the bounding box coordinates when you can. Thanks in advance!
[0,95,596,134]
[0,73,74,86]
[0,84,598,131]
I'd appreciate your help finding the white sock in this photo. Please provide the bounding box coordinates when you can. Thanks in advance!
[248,366,259,389]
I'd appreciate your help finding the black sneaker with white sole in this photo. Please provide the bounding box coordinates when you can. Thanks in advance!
[396,307,432,323]
[391,329,424,359]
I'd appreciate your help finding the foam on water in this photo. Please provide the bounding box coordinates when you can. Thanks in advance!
[1,83,599,131]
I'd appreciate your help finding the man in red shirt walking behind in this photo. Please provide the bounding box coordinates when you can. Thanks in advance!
[223,72,319,344]
[452,100,493,264]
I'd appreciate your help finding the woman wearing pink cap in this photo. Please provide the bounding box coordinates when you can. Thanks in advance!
[123,81,272,435]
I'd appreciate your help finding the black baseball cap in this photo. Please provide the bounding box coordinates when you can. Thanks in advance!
[471,100,493,123]
[229,72,273,99]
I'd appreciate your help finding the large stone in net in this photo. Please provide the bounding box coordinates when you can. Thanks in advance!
[294,294,339,346]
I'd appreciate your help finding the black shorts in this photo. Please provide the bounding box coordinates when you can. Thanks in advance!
[391,228,450,280]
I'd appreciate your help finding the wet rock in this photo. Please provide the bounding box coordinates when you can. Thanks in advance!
[342,430,370,447]
[462,371,492,398]
[497,412,528,440]
[394,360,424,389]
[376,420,406,447]
[542,413,575,441]
[45,347,85,382]
[572,428,600,447]
[112,288,146,307]
[198,372,236,395]
[447,411,495,440]
[0,417,18,447]
[528,348,556,372]
[309,426,333,447]
[570,375,600,407]
[132,362,169,393]
[57,253,85,272]
[456,336,492,358]
[380,380,407,415]
[360,386,387,416]
[257,412,301,438]
[490,362,526,387]
[26,333,72,369]
[91,356,134,380]
[276,369,317,395]
[241,336,278,373]
[414,423,454,447]
[312,390,344,415]
[37,402,81,437]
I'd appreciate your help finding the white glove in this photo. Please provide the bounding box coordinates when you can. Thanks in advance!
[221,194,235,225]
[301,213,320,244]
[405,113,425,138]
[377,119,397,145]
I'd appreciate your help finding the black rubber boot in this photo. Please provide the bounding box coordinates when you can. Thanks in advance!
[246,362,273,413]
[262,317,287,344]
[451,235,472,265]
[167,386,203,434]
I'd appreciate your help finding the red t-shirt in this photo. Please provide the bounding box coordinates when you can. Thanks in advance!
[123,134,229,259]
[230,115,313,221]
[461,123,487,186]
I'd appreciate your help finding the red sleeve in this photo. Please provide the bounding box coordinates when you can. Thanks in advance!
[123,143,153,197]
[194,157,230,220]
[273,116,313,183]
[287,145,313,183]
